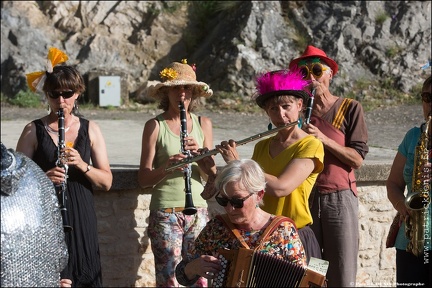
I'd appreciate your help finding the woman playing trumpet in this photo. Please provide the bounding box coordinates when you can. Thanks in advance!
[209,68,324,264]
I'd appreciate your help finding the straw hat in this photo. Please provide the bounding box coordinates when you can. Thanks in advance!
[289,45,339,76]
[147,60,213,99]
[254,69,311,108]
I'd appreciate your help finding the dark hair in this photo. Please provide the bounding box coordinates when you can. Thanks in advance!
[43,65,85,95]
[43,65,85,116]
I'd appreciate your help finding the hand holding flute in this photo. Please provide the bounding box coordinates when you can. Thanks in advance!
[165,120,299,172]
[216,139,240,163]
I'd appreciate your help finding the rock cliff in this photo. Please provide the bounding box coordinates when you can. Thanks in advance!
[1,1,430,104]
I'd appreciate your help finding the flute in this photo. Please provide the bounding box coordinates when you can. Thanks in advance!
[165,119,299,172]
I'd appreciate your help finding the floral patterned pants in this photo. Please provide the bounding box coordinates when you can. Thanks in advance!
[148,208,209,287]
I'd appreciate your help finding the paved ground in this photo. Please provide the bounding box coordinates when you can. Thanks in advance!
[0,104,424,168]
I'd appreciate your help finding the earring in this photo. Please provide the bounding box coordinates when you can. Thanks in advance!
[73,101,78,114]
[268,121,273,131]
[255,204,259,208]
[47,104,51,115]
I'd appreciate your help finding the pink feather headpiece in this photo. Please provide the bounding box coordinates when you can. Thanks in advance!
[254,68,311,108]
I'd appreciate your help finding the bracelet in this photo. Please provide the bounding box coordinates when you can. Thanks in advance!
[84,164,92,174]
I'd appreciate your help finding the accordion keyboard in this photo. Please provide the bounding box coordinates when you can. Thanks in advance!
[210,248,326,287]
[213,254,229,288]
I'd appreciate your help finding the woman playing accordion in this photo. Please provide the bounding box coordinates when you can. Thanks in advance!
[175,159,308,286]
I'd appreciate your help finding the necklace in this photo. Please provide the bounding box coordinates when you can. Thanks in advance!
[44,123,71,134]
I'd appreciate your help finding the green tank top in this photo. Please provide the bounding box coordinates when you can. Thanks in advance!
[150,113,208,210]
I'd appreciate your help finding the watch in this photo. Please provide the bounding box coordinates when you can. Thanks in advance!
[84,164,92,173]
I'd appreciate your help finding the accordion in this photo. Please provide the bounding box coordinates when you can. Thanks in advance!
[212,248,326,287]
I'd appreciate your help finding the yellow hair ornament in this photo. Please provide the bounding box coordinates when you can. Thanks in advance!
[26,47,69,92]
[26,71,45,92]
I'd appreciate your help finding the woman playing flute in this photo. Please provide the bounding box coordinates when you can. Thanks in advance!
[207,68,324,264]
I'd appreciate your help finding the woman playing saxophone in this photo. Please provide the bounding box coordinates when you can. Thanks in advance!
[386,74,431,287]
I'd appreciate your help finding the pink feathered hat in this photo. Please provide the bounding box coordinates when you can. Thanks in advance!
[253,68,311,108]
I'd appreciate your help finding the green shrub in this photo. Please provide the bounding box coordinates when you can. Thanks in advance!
[386,46,402,58]
[8,90,43,108]
[375,11,389,25]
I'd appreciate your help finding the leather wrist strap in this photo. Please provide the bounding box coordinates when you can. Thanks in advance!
[84,164,92,173]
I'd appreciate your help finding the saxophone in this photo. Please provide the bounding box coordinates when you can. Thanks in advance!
[404,115,431,256]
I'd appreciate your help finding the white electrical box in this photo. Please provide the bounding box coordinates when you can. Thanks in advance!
[99,76,121,107]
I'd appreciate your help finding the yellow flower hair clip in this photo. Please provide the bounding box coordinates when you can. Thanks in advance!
[26,47,69,93]
[181,59,187,64]
[159,67,178,81]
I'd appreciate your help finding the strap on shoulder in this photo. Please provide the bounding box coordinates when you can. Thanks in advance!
[216,214,296,251]
[216,214,250,249]
[332,98,353,130]
[256,215,295,251]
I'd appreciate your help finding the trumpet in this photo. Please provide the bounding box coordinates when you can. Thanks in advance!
[165,120,299,172]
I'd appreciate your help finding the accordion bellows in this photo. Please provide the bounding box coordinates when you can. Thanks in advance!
[212,248,326,287]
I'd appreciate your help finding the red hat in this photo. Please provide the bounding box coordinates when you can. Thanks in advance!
[289,45,339,76]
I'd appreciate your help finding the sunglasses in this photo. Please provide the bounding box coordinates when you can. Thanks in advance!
[298,63,328,79]
[215,192,254,208]
[421,92,431,103]
[47,90,75,99]
[173,85,192,91]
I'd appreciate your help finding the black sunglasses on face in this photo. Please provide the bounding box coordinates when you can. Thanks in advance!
[421,92,431,103]
[215,192,254,208]
[47,90,75,99]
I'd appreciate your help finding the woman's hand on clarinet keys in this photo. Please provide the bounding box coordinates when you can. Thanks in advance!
[165,153,188,173]
[46,166,67,185]
[64,147,85,170]
[183,136,199,153]
[184,255,222,280]
[216,139,239,163]
[60,278,72,287]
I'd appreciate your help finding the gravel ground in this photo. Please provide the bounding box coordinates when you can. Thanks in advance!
[0,103,423,151]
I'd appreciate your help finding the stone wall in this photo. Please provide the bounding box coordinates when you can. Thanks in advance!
[94,163,398,287]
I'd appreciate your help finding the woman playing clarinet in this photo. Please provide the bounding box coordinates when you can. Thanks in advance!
[16,47,112,287]
[138,59,214,287]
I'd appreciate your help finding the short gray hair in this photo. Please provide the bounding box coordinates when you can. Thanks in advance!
[215,159,266,196]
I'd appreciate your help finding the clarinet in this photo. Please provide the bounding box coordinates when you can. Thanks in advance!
[55,108,73,232]
[304,88,315,125]
[179,101,197,215]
